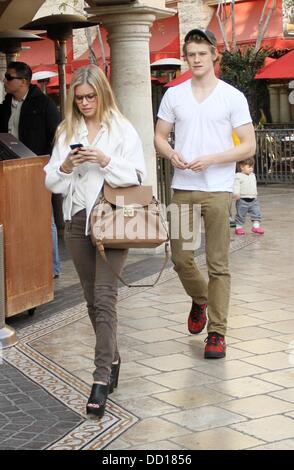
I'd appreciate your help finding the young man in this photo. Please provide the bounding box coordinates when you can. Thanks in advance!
[0,61,61,278]
[154,28,256,359]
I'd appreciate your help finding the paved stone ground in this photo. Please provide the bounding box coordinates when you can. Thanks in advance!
[0,363,82,450]
[1,185,294,450]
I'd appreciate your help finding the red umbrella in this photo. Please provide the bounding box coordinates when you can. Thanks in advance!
[47,71,72,88]
[165,62,220,87]
[164,69,192,87]
[255,50,294,79]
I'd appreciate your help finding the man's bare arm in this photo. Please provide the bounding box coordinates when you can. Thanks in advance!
[154,119,188,169]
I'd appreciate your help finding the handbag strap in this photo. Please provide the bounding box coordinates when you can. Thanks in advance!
[96,242,170,288]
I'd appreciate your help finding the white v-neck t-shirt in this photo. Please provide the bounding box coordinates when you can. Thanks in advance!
[157,79,252,192]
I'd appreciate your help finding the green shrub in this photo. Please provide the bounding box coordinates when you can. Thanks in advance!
[219,47,271,124]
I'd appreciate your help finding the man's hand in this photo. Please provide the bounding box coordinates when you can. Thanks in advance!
[169,151,189,169]
[188,155,214,172]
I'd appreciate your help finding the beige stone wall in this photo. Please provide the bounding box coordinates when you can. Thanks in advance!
[178,0,213,69]
[136,0,166,7]
[34,0,83,17]
[34,0,91,59]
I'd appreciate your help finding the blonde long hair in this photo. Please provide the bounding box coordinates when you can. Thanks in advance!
[55,64,120,144]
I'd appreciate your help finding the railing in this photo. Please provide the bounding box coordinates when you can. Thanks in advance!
[263,123,294,129]
[157,155,173,207]
[157,131,174,207]
[157,128,294,196]
[255,128,294,183]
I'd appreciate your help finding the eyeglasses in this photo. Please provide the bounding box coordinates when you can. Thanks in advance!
[74,93,97,103]
[4,73,26,81]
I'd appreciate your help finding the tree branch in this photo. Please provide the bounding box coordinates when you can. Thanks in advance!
[255,0,276,52]
[231,0,236,51]
[216,0,230,50]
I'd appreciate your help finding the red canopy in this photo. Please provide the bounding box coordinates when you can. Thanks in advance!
[74,15,180,66]
[165,62,220,87]
[149,15,180,62]
[19,36,73,68]
[207,0,294,50]
[165,70,192,87]
[255,50,294,79]
[46,71,72,88]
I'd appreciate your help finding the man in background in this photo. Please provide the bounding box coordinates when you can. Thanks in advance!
[0,61,61,278]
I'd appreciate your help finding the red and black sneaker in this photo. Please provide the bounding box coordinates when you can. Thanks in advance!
[204,332,226,359]
[187,302,207,334]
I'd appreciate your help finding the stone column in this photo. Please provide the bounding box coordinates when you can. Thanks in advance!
[268,84,280,124]
[86,3,175,192]
[280,85,291,124]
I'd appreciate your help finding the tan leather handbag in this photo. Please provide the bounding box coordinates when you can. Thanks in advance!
[91,183,170,287]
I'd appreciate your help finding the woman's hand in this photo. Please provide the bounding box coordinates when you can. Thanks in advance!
[60,148,86,173]
[78,147,111,168]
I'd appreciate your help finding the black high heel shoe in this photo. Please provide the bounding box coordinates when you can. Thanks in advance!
[109,356,121,394]
[86,383,109,418]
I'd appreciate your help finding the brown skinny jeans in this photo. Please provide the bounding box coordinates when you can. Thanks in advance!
[64,209,127,383]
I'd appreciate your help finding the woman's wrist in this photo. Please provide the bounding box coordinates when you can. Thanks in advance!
[60,162,73,174]
[100,155,111,168]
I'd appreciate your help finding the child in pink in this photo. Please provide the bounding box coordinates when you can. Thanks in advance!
[233,158,265,235]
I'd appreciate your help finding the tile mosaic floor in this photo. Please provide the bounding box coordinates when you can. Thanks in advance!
[2,186,294,450]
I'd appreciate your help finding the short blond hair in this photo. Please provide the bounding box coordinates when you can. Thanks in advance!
[183,35,217,59]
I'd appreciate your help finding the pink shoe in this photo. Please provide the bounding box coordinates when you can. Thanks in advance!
[251,226,265,235]
[235,227,245,236]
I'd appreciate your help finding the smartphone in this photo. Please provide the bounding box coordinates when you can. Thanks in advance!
[70,143,83,150]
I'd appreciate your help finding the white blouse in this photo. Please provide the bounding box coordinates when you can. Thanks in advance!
[44,114,146,234]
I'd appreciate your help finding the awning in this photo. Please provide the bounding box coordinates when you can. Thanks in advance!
[151,58,181,67]
[15,14,179,73]
[0,0,45,30]
[165,62,220,87]
[255,49,294,79]
[47,71,72,88]
[18,36,73,68]
[150,15,180,62]
[208,0,294,50]
[74,15,180,66]
[165,70,192,87]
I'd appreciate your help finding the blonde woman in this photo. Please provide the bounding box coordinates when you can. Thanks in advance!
[44,65,146,418]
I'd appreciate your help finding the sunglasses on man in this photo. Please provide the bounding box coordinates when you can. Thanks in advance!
[4,73,26,81]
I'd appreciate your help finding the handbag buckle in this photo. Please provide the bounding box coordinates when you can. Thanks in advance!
[123,205,135,217]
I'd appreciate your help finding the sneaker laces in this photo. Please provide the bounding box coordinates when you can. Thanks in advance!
[205,333,222,345]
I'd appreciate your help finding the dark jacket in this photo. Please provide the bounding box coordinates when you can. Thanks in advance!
[0,84,61,156]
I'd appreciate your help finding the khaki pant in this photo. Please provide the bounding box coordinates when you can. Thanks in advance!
[64,209,128,383]
[170,190,231,336]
